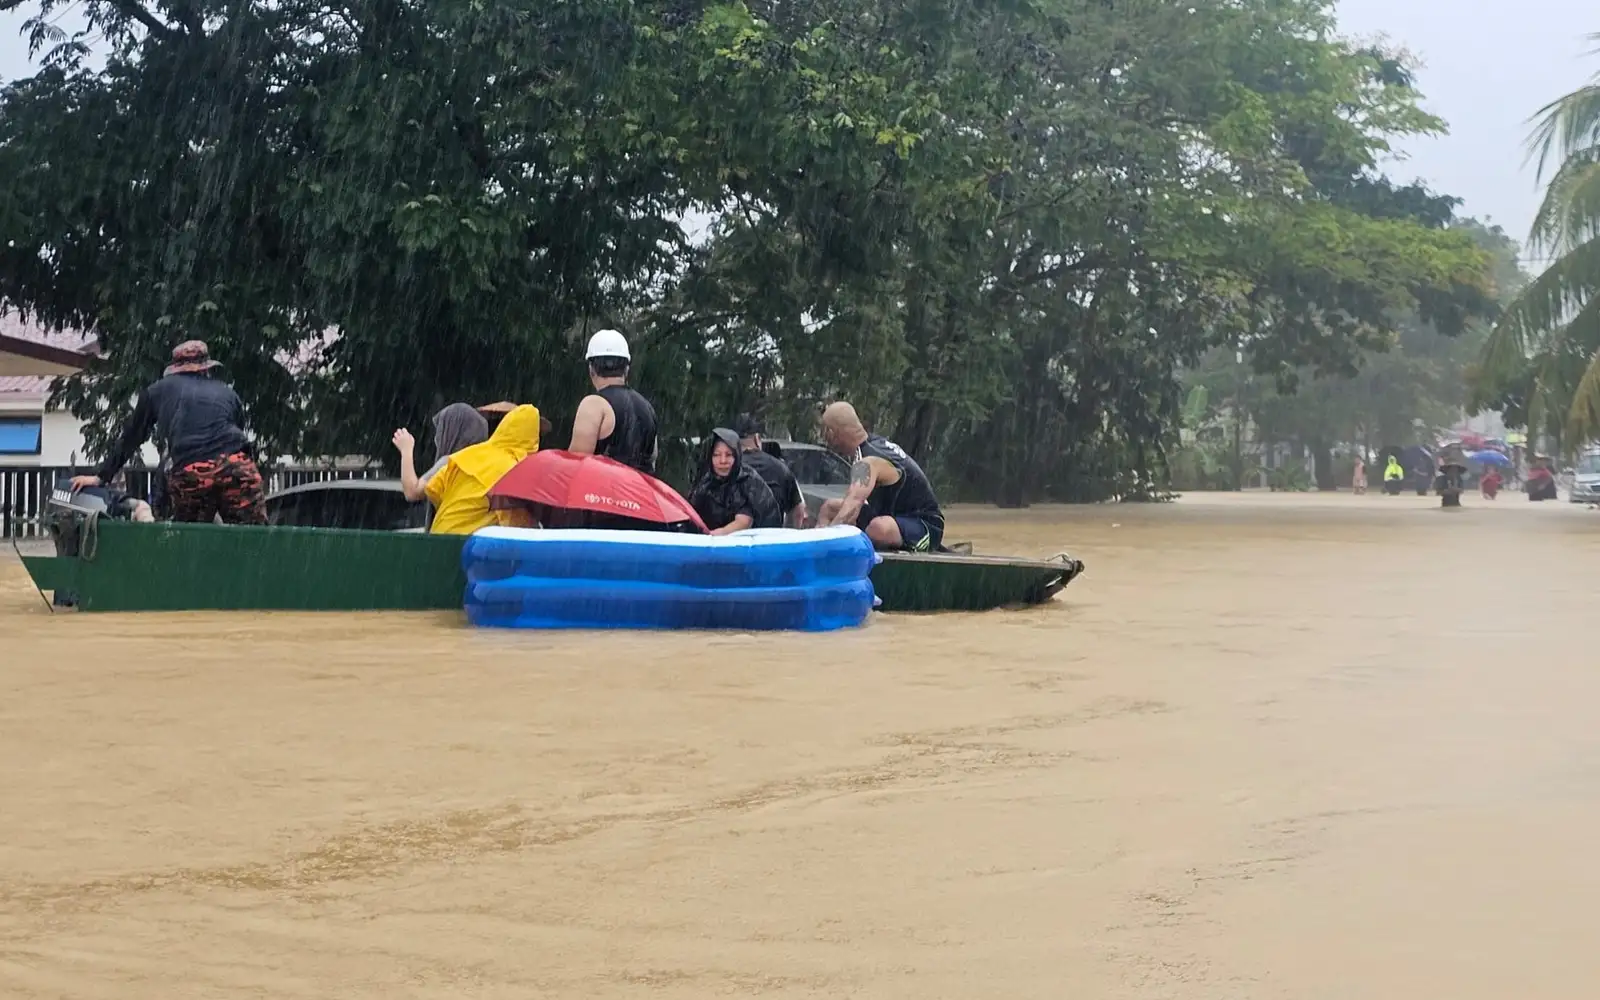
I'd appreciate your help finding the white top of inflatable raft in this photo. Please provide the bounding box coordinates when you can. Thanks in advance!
[473,525,870,549]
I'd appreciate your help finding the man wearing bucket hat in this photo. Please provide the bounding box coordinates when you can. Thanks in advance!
[70,340,266,524]
[568,328,658,475]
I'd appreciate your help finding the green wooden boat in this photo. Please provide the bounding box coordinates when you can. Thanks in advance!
[19,517,1083,615]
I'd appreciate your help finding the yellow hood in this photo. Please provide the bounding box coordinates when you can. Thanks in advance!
[451,403,540,488]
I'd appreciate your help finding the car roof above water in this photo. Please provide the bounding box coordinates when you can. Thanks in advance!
[267,478,402,499]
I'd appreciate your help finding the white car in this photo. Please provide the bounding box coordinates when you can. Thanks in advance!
[1571,451,1600,503]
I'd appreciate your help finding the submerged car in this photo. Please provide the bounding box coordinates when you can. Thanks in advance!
[265,478,426,531]
[764,440,854,518]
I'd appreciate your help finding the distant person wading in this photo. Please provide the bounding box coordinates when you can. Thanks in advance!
[1383,455,1405,496]
[70,340,266,525]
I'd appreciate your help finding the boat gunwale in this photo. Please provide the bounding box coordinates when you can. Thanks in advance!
[876,550,1083,573]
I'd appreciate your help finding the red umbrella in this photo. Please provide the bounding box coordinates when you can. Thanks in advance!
[489,450,708,532]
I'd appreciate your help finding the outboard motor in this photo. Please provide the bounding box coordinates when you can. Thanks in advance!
[43,482,137,606]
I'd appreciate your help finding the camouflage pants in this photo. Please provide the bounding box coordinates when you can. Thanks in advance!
[167,451,267,525]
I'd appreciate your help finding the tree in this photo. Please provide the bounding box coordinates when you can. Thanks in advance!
[0,0,1497,501]
[1478,36,1600,448]
[0,0,925,469]
[1185,220,1523,490]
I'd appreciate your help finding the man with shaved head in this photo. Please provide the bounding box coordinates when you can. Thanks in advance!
[815,401,945,552]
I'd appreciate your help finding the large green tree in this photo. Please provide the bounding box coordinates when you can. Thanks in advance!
[1184,220,1523,490]
[657,0,1495,501]
[0,0,1495,500]
[0,0,921,468]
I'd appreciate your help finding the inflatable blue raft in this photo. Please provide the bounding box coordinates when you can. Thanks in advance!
[462,526,879,631]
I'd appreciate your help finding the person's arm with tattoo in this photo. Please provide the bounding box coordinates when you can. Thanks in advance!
[822,457,900,528]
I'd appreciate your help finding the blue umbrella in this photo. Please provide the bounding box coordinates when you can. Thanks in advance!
[1467,450,1511,468]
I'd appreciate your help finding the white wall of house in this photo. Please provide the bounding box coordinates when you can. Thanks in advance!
[4,389,373,474]
[0,398,157,470]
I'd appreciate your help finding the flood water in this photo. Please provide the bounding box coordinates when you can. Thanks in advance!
[2,492,1599,998]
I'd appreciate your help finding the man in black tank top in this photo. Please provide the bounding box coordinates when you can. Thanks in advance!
[814,401,945,552]
[570,329,658,474]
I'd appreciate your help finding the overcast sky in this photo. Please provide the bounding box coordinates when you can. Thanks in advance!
[1336,0,1595,259]
[1,3,1596,249]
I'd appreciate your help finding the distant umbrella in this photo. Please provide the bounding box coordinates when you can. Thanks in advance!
[1467,450,1511,467]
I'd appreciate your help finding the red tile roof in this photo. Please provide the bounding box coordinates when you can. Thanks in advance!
[0,311,96,396]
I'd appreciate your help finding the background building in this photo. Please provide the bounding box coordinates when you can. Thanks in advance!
[0,314,163,470]
[2,314,379,536]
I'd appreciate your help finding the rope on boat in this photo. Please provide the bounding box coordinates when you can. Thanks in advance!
[80,510,99,563]
[1047,552,1085,579]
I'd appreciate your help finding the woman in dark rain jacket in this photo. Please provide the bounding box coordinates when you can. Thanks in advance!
[689,428,783,534]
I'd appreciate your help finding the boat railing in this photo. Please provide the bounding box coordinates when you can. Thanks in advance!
[1,464,386,538]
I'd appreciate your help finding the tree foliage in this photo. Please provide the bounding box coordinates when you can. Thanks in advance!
[0,0,1494,499]
[1183,220,1523,489]
[1473,38,1600,450]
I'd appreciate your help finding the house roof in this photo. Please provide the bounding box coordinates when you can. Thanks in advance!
[0,313,96,395]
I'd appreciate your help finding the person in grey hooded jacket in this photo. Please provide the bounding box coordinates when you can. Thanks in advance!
[689,428,782,534]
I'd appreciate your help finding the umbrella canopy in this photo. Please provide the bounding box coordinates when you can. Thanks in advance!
[490,450,708,531]
[1466,450,1511,468]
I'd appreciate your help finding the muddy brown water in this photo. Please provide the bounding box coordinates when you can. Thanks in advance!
[3,492,1599,998]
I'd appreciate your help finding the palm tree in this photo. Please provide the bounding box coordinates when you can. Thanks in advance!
[1482,38,1600,447]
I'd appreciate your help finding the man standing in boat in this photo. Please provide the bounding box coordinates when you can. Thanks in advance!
[69,340,266,524]
[814,401,945,552]
[734,413,807,528]
[568,329,658,475]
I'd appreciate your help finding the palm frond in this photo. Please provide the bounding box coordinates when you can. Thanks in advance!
[1528,146,1600,254]
[1496,233,1600,341]
[1514,50,1600,446]
[1567,346,1600,443]
[1521,300,1600,445]
[1529,340,1583,445]
[1528,82,1600,181]
[1480,309,1528,380]
[1557,292,1600,356]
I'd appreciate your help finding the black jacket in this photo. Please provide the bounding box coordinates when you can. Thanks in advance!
[741,447,802,517]
[689,429,782,531]
[95,372,251,482]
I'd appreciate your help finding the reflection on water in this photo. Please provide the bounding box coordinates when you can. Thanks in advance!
[3,493,1600,999]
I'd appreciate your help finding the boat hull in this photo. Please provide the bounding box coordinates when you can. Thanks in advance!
[22,519,466,612]
[19,519,1082,614]
[871,550,1081,612]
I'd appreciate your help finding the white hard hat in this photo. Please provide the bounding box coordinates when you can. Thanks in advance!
[585,329,630,361]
